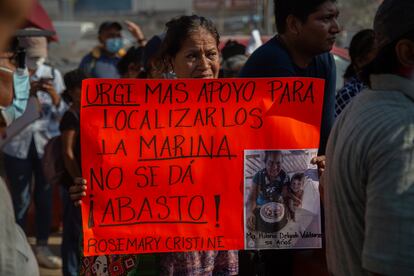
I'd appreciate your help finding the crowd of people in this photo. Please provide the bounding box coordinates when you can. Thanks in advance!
[0,0,413,275]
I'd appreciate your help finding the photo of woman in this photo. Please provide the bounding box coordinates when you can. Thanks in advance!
[244,149,322,250]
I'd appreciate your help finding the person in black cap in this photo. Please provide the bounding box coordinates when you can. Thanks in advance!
[79,21,123,78]
[79,21,147,78]
[325,0,414,275]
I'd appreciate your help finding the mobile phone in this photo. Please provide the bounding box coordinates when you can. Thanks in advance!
[40,77,54,83]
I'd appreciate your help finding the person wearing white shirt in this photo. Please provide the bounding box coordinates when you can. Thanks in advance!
[2,34,67,269]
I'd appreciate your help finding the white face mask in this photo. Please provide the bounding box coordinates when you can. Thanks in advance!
[26,56,46,70]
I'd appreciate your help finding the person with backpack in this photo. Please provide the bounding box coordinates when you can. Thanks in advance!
[2,33,67,269]
[78,21,124,78]
[79,21,147,78]
[58,69,86,276]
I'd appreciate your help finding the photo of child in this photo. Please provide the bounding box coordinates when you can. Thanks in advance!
[285,173,305,221]
[244,149,322,250]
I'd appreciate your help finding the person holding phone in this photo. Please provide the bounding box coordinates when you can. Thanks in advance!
[2,32,67,269]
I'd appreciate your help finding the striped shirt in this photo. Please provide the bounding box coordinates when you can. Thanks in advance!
[325,74,414,276]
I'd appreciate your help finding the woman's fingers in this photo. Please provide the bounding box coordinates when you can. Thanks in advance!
[70,178,87,206]
[73,177,87,186]
[311,155,326,166]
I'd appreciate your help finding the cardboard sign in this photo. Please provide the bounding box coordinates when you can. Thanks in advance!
[80,77,324,256]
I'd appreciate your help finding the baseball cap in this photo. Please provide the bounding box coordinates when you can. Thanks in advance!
[98,21,122,34]
[374,0,414,48]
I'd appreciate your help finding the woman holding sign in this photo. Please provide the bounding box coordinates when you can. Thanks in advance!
[154,15,239,276]
[70,15,238,276]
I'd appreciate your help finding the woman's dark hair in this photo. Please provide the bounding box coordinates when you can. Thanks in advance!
[117,46,144,77]
[361,29,414,87]
[62,69,87,103]
[343,29,375,79]
[274,0,336,34]
[158,15,220,73]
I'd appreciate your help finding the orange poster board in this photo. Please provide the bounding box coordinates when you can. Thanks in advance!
[80,77,324,256]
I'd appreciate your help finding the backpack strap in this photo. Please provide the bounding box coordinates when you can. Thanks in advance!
[84,47,102,77]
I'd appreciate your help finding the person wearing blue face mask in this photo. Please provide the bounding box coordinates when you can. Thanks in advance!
[79,21,147,79]
[79,21,124,78]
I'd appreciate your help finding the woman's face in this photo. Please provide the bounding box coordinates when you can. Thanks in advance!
[266,152,282,179]
[171,27,220,79]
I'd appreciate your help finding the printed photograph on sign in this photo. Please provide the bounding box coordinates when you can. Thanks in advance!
[244,149,322,249]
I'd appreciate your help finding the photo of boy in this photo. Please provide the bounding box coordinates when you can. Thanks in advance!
[285,173,305,221]
[244,149,322,250]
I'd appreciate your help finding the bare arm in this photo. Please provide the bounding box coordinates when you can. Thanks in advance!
[61,129,81,178]
[125,20,146,46]
[62,128,87,206]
